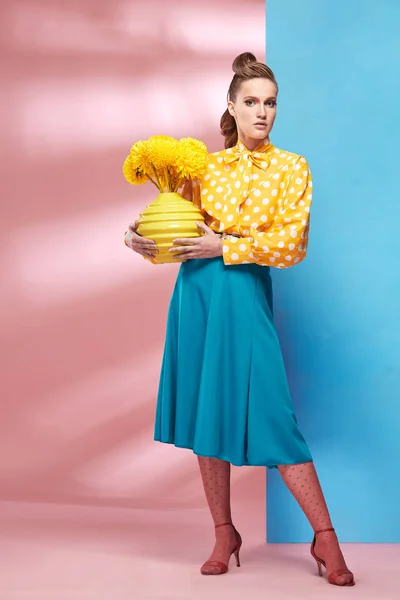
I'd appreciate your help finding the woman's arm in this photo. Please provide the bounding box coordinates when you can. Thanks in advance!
[221,157,313,269]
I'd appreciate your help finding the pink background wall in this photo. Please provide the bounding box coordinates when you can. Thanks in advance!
[0,0,266,515]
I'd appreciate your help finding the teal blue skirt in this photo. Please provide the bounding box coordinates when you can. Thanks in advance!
[154,257,312,468]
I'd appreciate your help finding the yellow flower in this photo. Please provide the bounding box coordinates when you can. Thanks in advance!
[122,155,148,185]
[147,135,178,170]
[128,140,151,173]
[176,137,208,180]
[122,135,209,192]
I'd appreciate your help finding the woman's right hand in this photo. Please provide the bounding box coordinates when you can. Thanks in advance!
[124,220,158,259]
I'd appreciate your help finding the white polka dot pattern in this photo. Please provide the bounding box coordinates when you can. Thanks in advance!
[192,141,312,269]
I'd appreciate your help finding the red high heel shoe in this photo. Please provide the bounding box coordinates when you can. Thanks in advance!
[200,522,242,575]
[310,527,355,586]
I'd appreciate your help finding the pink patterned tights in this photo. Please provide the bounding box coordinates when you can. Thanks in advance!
[198,457,353,583]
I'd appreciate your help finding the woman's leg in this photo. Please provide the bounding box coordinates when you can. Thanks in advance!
[198,456,239,574]
[278,461,354,585]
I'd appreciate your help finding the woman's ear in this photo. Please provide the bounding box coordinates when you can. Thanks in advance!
[227,101,235,118]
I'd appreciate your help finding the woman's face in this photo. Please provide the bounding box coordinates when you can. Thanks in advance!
[228,78,277,150]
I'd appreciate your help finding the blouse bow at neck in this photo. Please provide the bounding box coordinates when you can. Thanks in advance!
[224,140,274,171]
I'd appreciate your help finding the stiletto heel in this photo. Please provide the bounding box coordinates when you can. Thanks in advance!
[310,527,355,586]
[233,547,241,567]
[200,522,242,575]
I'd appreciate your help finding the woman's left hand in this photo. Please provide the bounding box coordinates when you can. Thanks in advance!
[169,222,222,260]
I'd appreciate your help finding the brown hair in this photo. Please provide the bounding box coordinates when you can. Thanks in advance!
[220,52,278,149]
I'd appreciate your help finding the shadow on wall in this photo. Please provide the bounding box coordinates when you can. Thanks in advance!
[0,0,266,512]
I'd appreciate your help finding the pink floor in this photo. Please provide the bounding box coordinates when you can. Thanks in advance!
[0,502,398,600]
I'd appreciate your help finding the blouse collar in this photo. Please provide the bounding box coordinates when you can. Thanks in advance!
[236,138,274,155]
[224,138,275,170]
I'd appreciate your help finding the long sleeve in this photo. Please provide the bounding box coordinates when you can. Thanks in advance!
[182,178,208,218]
[222,157,313,269]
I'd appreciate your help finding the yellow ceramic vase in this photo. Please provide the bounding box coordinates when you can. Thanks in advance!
[137,192,205,264]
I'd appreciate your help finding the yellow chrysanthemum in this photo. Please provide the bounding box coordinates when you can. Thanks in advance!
[122,135,208,192]
[122,155,148,185]
[128,140,152,173]
[147,135,179,171]
[176,137,209,180]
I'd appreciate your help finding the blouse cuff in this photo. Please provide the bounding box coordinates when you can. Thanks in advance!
[221,234,256,265]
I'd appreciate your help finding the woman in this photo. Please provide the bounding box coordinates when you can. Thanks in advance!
[124,53,355,586]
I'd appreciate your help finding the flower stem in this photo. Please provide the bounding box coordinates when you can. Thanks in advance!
[146,175,161,189]
[152,164,163,192]
[166,168,172,192]
[174,177,185,193]
[171,173,178,193]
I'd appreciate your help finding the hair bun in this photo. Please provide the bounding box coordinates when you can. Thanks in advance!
[232,52,257,76]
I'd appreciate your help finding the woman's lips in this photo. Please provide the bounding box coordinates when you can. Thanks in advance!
[254,123,267,129]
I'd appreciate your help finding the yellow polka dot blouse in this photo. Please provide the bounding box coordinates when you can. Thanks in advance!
[192,139,312,268]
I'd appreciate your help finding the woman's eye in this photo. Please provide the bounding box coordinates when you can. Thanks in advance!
[245,100,255,106]
[266,100,277,107]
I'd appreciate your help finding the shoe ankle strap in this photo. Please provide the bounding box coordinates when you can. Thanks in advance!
[314,527,335,535]
[215,522,233,529]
